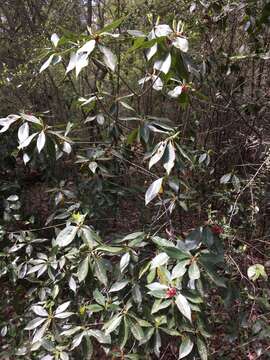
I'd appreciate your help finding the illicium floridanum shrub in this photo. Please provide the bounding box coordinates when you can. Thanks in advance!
[0,18,228,359]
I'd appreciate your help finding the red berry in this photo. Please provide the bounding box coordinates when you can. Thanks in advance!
[211,224,223,235]
[166,287,177,298]
[182,85,188,93]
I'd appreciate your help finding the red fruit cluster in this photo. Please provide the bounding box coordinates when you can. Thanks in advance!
[211,224,224,235]
[181,85,188,93]
[166,287,177,298]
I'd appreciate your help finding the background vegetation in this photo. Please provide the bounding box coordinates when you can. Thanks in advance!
[0,0,270,359]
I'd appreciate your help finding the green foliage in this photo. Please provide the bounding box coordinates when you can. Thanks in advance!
[0,1,270,359]
[1,211,225,358]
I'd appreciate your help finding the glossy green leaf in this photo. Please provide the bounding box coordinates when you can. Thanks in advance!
[149,141,166,170]
[86,304,103,312]
[179,336,194,359]
[55,225,78,247]
[98,16,126,34]
[87,329,111,344]
[197,337,208,360]
[94,259,108,286]
[78,257,89,283]
[151,252,169,270]
[163,247,191,261]
[99,45,117,71]
[172,260,190,279]
[129,319,144,341]
[93,289,106,306]
[119,317,129,349]
[164,141,176,175]
[109,280,129,292]
[220,173,231,184]
[175,294,192,322]
[151,299,171,314]
[202,227,214,247]
[188,261,200,280]
[103,315,123,335]
[25,317,47,330]
[40,54,54,73]
[120,252,130,273]
[145,178,163,205]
